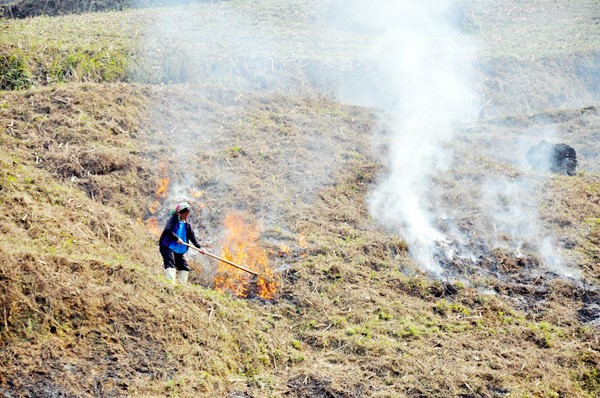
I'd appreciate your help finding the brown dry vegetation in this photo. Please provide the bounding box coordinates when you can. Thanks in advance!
[1,1,600,398]
[1,84,154,214]
[281,163,600,397]
[0,0,202,18]
[2,83,599,397]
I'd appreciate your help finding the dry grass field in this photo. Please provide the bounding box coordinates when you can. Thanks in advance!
[0,1,599,397]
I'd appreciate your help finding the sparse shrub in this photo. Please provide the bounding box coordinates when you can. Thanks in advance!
[376,310,392,321]
[579,368,600,395]
[497,310,514,325]
[0,51,31,90]
[290,353,305,363]
[401,325,421,338]
[226,145,245,158]
[257,354,270,366]
[432,299,469,317]
[451,302,469,316]
[84,51,128,81]
[0,41,130,88]
[48,48,128,83]
[405,275,428,297]
[433,299,450,316]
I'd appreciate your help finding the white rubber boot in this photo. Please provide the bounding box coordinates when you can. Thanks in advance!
[165,268,176,283]
[177,270,189,285]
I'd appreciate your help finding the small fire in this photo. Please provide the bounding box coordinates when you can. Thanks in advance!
[190,188,204,198]
[148,199,161,214]
[155,161,169,199]
[214,212,280,299]
[145,217,161,236]
[278,244,290,257]
[156,177,169,198]
[298,234,308,248]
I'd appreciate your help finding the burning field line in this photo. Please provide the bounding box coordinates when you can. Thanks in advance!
[141,167,281,299]
[137,155,281,299]
[213,212,280,300]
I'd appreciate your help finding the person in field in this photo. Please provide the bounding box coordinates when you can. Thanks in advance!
[158,202,203,284]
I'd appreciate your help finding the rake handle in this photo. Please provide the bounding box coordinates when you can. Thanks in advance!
[181,242,260,277]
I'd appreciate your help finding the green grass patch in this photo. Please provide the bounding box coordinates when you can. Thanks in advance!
[0,49,31,90]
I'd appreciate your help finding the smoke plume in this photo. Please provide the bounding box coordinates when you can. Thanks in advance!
[329,0,477,273]
[477,128,581,278]
[137,0,583,278]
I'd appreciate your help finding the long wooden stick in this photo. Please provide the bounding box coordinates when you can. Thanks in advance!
[182,242,261,277]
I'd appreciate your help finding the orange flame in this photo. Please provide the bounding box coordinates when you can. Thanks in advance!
[155,161,169,199]
[279,244,290,257]
[156,177,169,198]
[298,234,308,248]
[148,199,161,214]
[213,212,280,299]
[145,217,161,236]
[190,189,204,198]
[143,162,168,237]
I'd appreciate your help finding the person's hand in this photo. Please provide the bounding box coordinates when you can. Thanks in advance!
[198,248,205,254]
[177,238,184,244]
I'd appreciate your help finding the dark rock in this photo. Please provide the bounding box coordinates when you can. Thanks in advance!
[526,140,578,176]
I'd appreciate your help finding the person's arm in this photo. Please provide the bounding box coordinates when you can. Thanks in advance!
[187,224,202,249]
[163,216,180,243]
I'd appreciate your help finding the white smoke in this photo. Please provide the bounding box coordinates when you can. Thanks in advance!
[327,1,585,278]
[479,173,579,278]
[134,1,374,233]
[329,0,477,273]
[135,0,583,278]
[475,127,582,278]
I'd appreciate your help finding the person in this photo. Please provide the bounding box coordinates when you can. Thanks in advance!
[158,201,203,284]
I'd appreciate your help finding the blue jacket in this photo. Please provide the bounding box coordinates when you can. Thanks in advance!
[159,214,201,249]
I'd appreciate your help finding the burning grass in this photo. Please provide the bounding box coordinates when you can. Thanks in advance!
[1,72,598,398]
[117,79,598,396]
[0,142,298,396]
[214,212,280,300]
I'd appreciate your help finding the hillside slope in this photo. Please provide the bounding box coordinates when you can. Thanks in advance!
[1,1,599,397]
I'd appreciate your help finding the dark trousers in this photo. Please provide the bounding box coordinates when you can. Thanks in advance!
[160,246,190,271]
